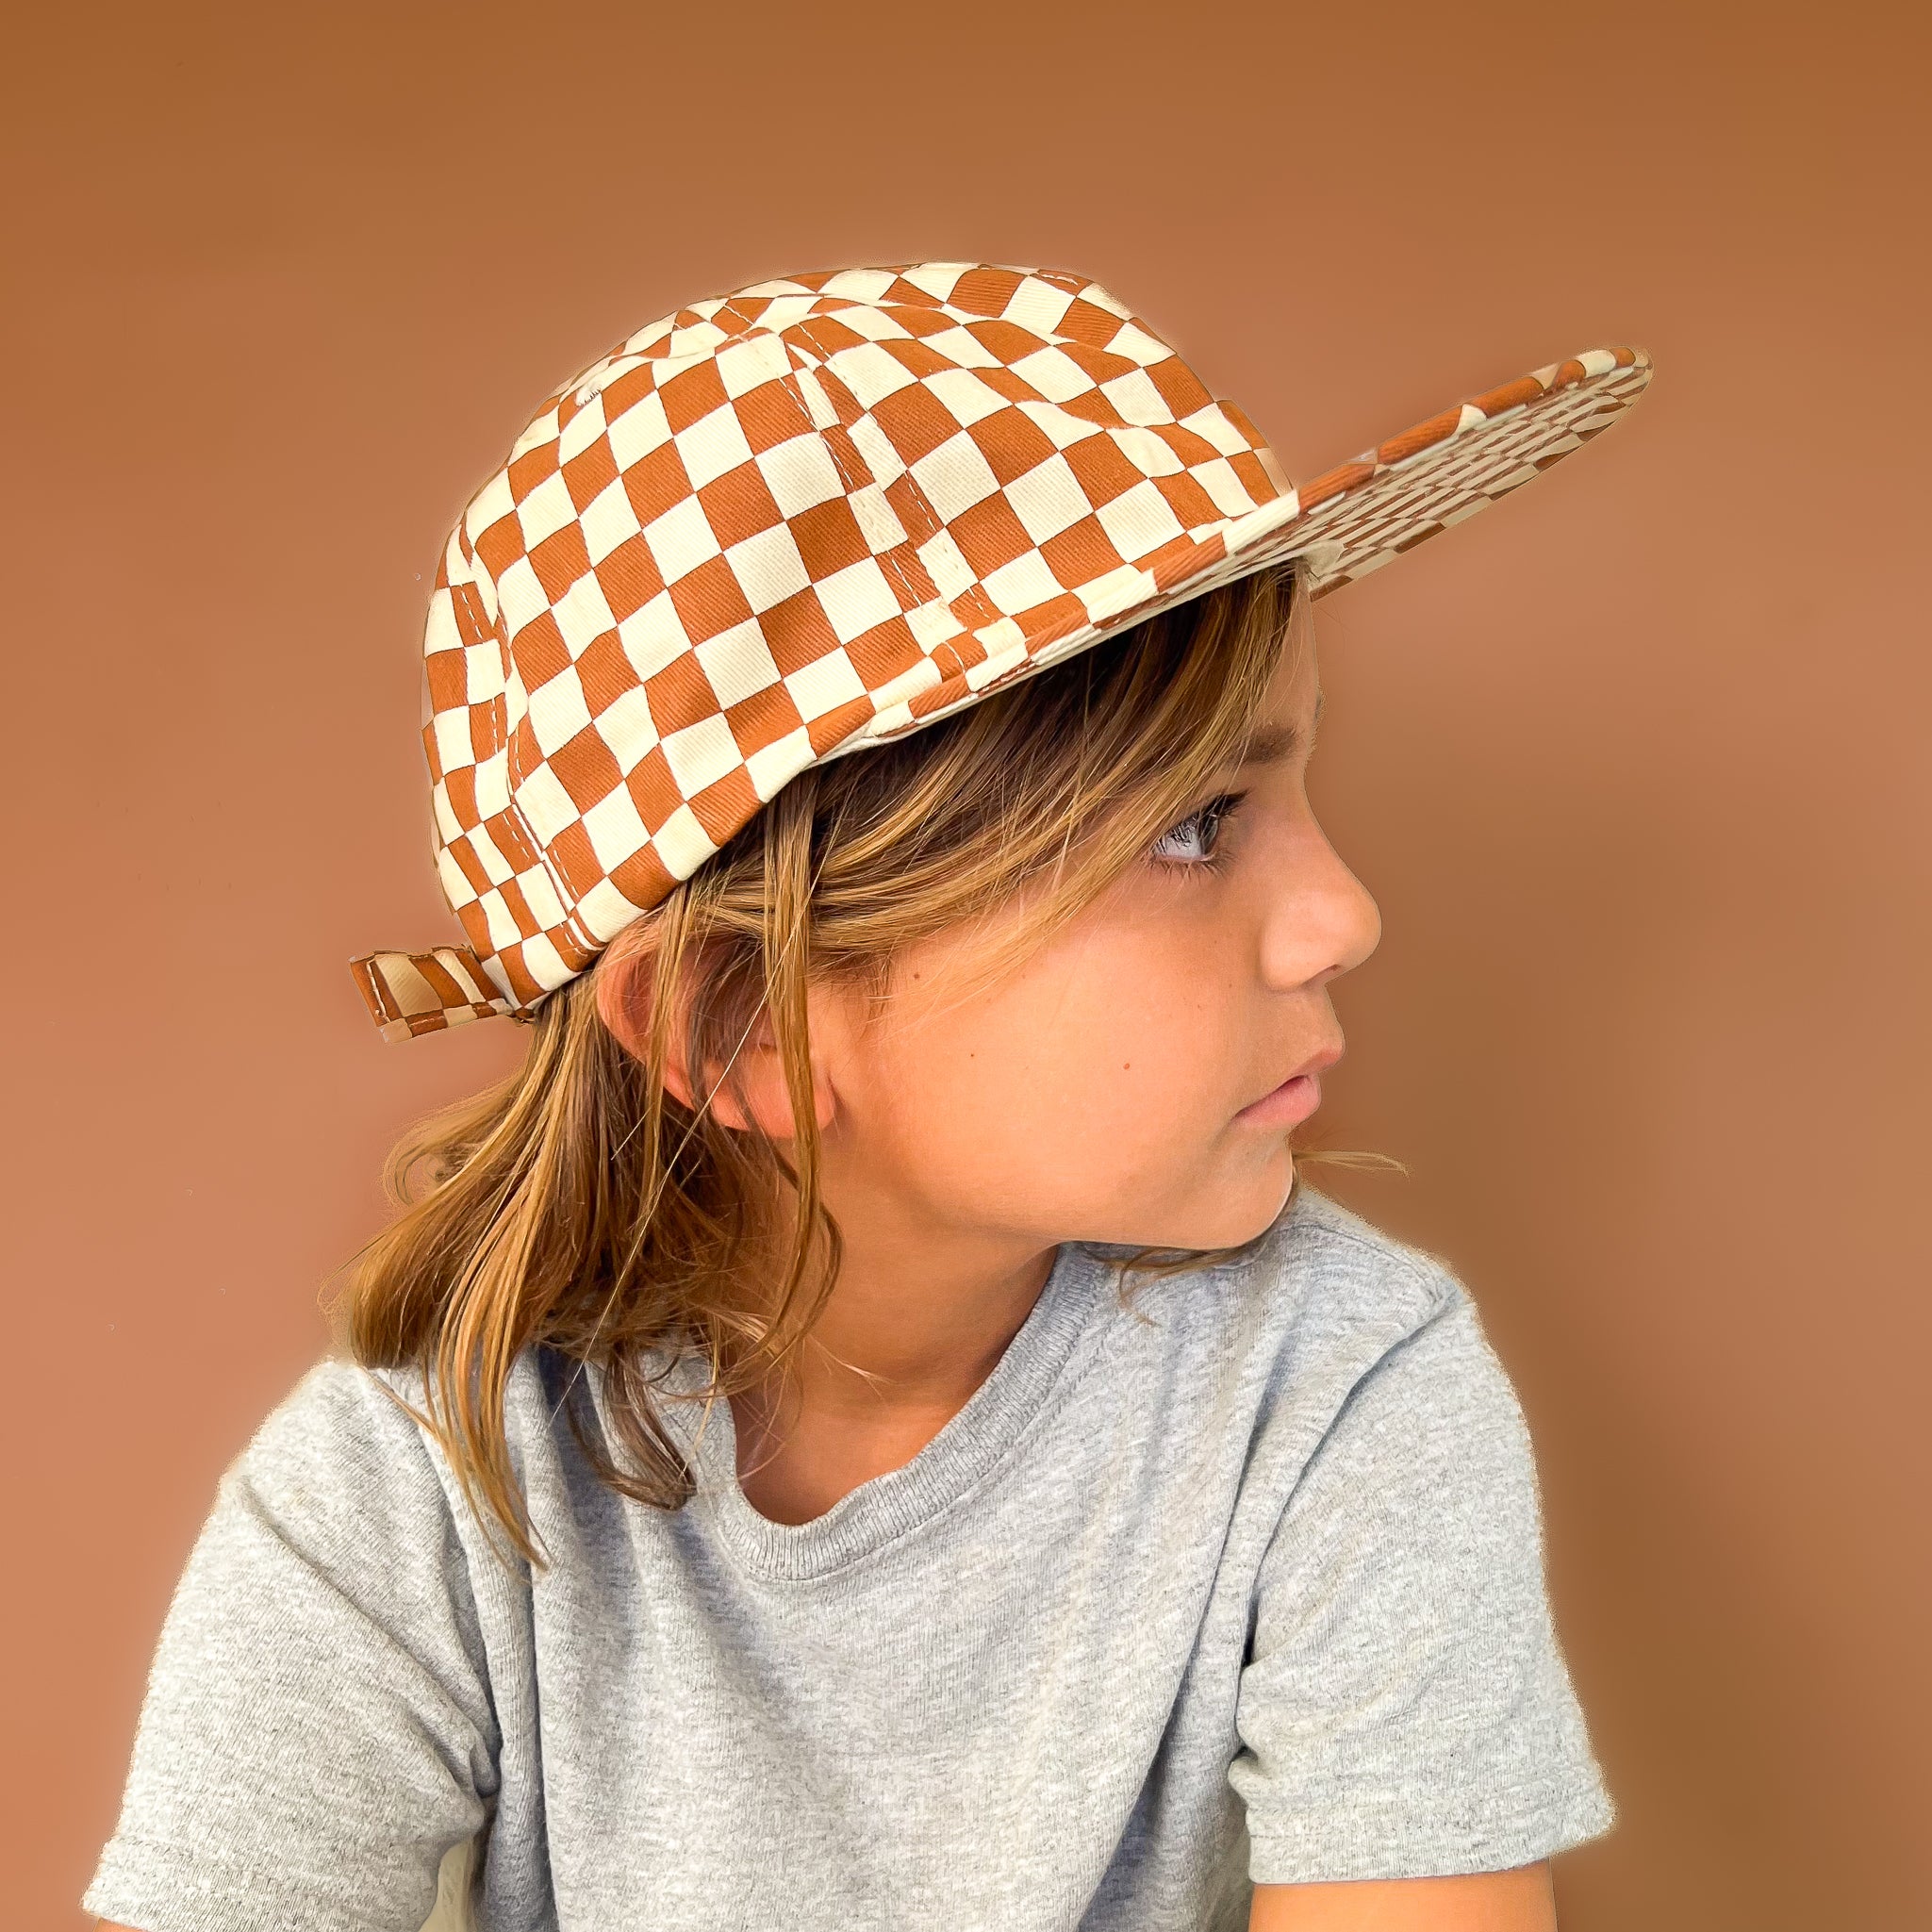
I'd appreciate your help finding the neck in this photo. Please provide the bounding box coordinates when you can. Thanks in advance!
[730,1187,1061,1435]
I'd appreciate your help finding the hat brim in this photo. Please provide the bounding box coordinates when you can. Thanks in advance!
[1240,344,1651,599]
[830,345,1651,758]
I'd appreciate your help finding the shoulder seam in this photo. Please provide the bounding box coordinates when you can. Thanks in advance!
[1283,1208,1460,1325]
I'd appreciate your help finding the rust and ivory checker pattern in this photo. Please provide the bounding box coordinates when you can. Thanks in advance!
[351,263,1651,1042]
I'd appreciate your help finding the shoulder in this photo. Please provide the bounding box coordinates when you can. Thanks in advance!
[235,1349,568,1469]
[1282,1183,1519,1404]
[229,1354,438,1488]
[1264,1181,1462,1328]
[225,1348,624,1554]
[1107,1182,1474,1404]
[1222,1191,1544,1561]
[1095,1184,1528,1511]
[1273,1185,1531,1474]
[199,1358,438,1573]
[214,1352,518,1562]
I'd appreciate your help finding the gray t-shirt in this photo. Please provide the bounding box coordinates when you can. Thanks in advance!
[84,1183,1613,1932]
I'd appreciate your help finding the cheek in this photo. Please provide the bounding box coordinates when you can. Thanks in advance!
[863,943,1240,1197]
[1082,980,1245,1141]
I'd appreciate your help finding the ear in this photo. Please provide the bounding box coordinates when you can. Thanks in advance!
[593,935,834,1141]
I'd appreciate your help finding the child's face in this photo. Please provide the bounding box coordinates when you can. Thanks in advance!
[801,636,1383,1256]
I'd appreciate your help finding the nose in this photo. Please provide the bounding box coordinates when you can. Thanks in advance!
[1264,822,1381,988]
[1329,846,1381,978]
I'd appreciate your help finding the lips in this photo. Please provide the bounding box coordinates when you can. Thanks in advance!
[1250,1042,1343,1109]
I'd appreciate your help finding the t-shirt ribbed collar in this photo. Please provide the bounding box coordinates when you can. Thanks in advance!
[647,1240,1113,1582]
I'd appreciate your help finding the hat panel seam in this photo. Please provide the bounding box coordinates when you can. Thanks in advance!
[787,320,945,636]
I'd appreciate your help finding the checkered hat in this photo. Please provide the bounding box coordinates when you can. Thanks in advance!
[352,262,1651,1042]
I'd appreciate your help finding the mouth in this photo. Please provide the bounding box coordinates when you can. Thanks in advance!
[1235,1044,1343,1127]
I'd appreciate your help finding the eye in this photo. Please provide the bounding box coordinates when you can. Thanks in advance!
[1148,790,1248,879]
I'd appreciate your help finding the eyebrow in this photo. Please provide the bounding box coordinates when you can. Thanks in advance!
[1233,689,1325,768]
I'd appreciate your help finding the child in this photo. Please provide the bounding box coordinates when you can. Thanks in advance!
[85,263,1650,1932]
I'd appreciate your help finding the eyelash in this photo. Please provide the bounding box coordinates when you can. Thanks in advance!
[1148,790,1249,881]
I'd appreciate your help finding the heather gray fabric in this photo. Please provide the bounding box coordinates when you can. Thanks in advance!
[83,1184,1613,1932]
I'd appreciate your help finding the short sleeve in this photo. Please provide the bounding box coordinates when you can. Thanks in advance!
[1229,1280,1615,1884]
[82,1358,503,1932]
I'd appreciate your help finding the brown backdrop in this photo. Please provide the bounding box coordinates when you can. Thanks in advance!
[8,2,1927,1925]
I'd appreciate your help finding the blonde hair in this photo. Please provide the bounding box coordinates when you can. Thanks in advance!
[331,563,1400,1567]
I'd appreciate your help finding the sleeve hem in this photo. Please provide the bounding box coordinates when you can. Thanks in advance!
[1247,1781,1617,1886]
[83,1831,438,1932]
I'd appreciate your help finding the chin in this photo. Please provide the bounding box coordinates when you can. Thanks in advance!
[1109,1167,1296,1258]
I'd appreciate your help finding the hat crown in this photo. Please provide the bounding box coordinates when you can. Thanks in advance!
[427,262,1292,1013]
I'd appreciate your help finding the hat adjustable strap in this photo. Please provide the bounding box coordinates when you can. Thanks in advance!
[350,947,522,1042]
